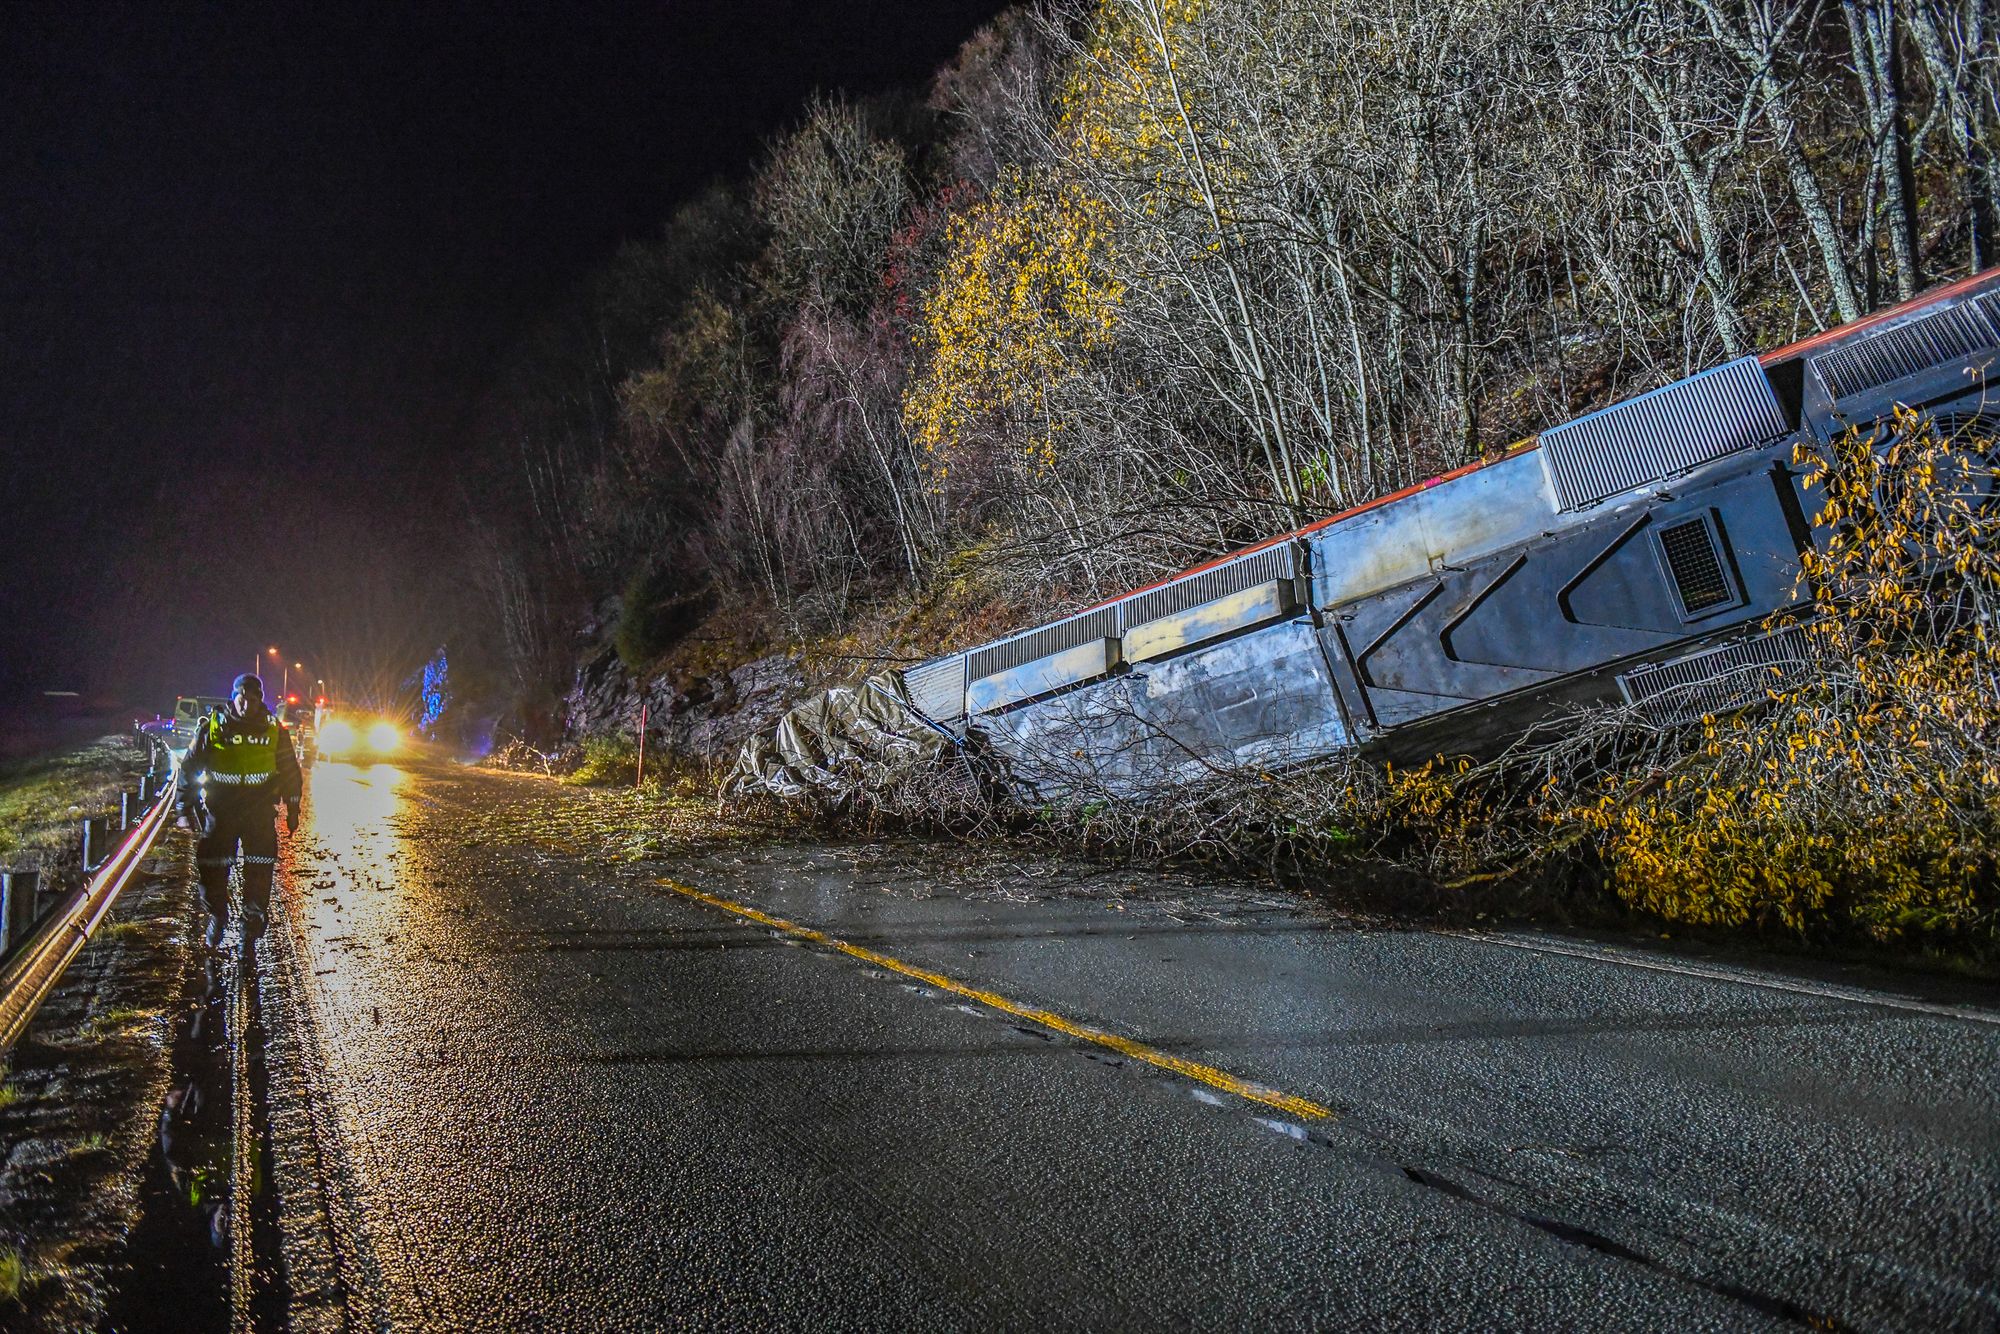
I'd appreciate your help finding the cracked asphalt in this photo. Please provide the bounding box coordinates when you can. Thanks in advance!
[254,757,2000,1331]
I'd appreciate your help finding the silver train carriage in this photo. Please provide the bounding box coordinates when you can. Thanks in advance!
[895,269,2000,794]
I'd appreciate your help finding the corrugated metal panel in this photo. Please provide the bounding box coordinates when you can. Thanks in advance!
[1114,542,1300,630]
[1540,357,1788,512]
[900,654,967,724]
[965,605,1122,685]
[1810,292,2000,401]
[1615,622,1817,726]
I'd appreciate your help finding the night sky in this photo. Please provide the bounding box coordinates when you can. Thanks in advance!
[1,0,1008,707]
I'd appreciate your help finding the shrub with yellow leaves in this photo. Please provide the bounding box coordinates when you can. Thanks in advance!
[902,173,1124,474]
[1564,410,1999,952]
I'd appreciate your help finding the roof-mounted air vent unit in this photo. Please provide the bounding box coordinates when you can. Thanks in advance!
[1617,621,1817,726]
[965,605,1122,685]
[1540,357,1789,512]
[1115,543,1300,630]
[900,654,969,726]
[1809,291,2000,403]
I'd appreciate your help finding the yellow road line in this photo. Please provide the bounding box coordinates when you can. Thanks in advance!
[655,877,1334,1122]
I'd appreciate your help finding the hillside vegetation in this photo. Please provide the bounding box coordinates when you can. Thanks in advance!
[462,0,2000,960]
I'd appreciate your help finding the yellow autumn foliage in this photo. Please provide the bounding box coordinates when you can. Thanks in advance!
[903,174,1123,471]
[1568,410,2000,947]
[1055,0,1207,170]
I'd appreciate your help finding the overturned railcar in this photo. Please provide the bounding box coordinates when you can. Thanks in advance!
[891,270,2000,795]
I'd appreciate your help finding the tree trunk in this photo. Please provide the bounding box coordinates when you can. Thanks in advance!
[1625,61,1747,354]
[1759,72,1864,321]
[1693,0,1864,319]
[1848,0,1919,298]
[1908,0,2000,270]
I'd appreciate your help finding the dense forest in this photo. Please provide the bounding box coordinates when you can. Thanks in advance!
[456,0,2000,736]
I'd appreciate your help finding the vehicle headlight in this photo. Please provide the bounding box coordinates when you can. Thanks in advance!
[321,720,356,751]
[368,722,401,752]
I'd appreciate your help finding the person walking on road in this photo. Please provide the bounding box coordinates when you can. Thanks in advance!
[179,673,302,947]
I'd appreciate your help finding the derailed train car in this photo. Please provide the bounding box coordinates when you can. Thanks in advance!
[729,271,2000,799]
[863,270,2000,799]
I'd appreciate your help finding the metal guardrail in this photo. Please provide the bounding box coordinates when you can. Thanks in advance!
[0,769,181,1052]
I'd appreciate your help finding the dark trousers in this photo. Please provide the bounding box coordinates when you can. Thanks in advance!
[195,803,277,936]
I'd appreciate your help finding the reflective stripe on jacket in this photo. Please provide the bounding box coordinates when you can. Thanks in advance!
[182,708,303,807]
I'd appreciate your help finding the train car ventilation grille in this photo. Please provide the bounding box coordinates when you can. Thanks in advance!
[1655,516,1736,618]
[1115,542,1300,630]
[1810,292,2000,402]
[1539,356,1788,512]
[966,605,1122,685]
[900,654,968,724]
[1617,622,1817,726]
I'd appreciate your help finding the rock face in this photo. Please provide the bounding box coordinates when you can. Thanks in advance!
[561,646,807,765]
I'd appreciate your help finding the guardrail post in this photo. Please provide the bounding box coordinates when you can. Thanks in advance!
[81,816,108,873]
[1,869,38,955]
[136,774,152,805]
[118,790,133,831]
[0,772,177,1051]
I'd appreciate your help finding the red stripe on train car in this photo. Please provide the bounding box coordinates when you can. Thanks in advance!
[1758,265,2000,366]
[1086,266,2000,616]
[1080,441,1540,613]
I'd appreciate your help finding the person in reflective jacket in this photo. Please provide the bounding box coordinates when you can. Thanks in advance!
[178,673,302,946]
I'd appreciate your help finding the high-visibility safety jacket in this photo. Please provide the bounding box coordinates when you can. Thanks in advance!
[181,705,304,809]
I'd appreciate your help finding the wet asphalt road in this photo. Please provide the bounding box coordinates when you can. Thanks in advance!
[255,758,2000,1331]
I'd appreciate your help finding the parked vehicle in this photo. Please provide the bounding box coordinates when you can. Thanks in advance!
[279,702,316,769]
[315,714,402,764]
[136,695,226,772]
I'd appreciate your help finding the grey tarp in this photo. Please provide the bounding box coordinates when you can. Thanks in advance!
[728,672,951,801]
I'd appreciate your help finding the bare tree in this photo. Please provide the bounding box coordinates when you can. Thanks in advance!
[1686,0,1864,320]
[1907,0,2000,270]
[1845,0,1921,299]
[753,94,913,319]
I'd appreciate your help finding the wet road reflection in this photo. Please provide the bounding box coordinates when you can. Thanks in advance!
[285,760,410,1011]
[251,761,2000,1332]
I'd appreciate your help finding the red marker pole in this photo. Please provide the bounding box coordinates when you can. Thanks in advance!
[636,702,647,789]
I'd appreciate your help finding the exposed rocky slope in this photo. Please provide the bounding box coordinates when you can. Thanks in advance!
[561,643,806,767]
